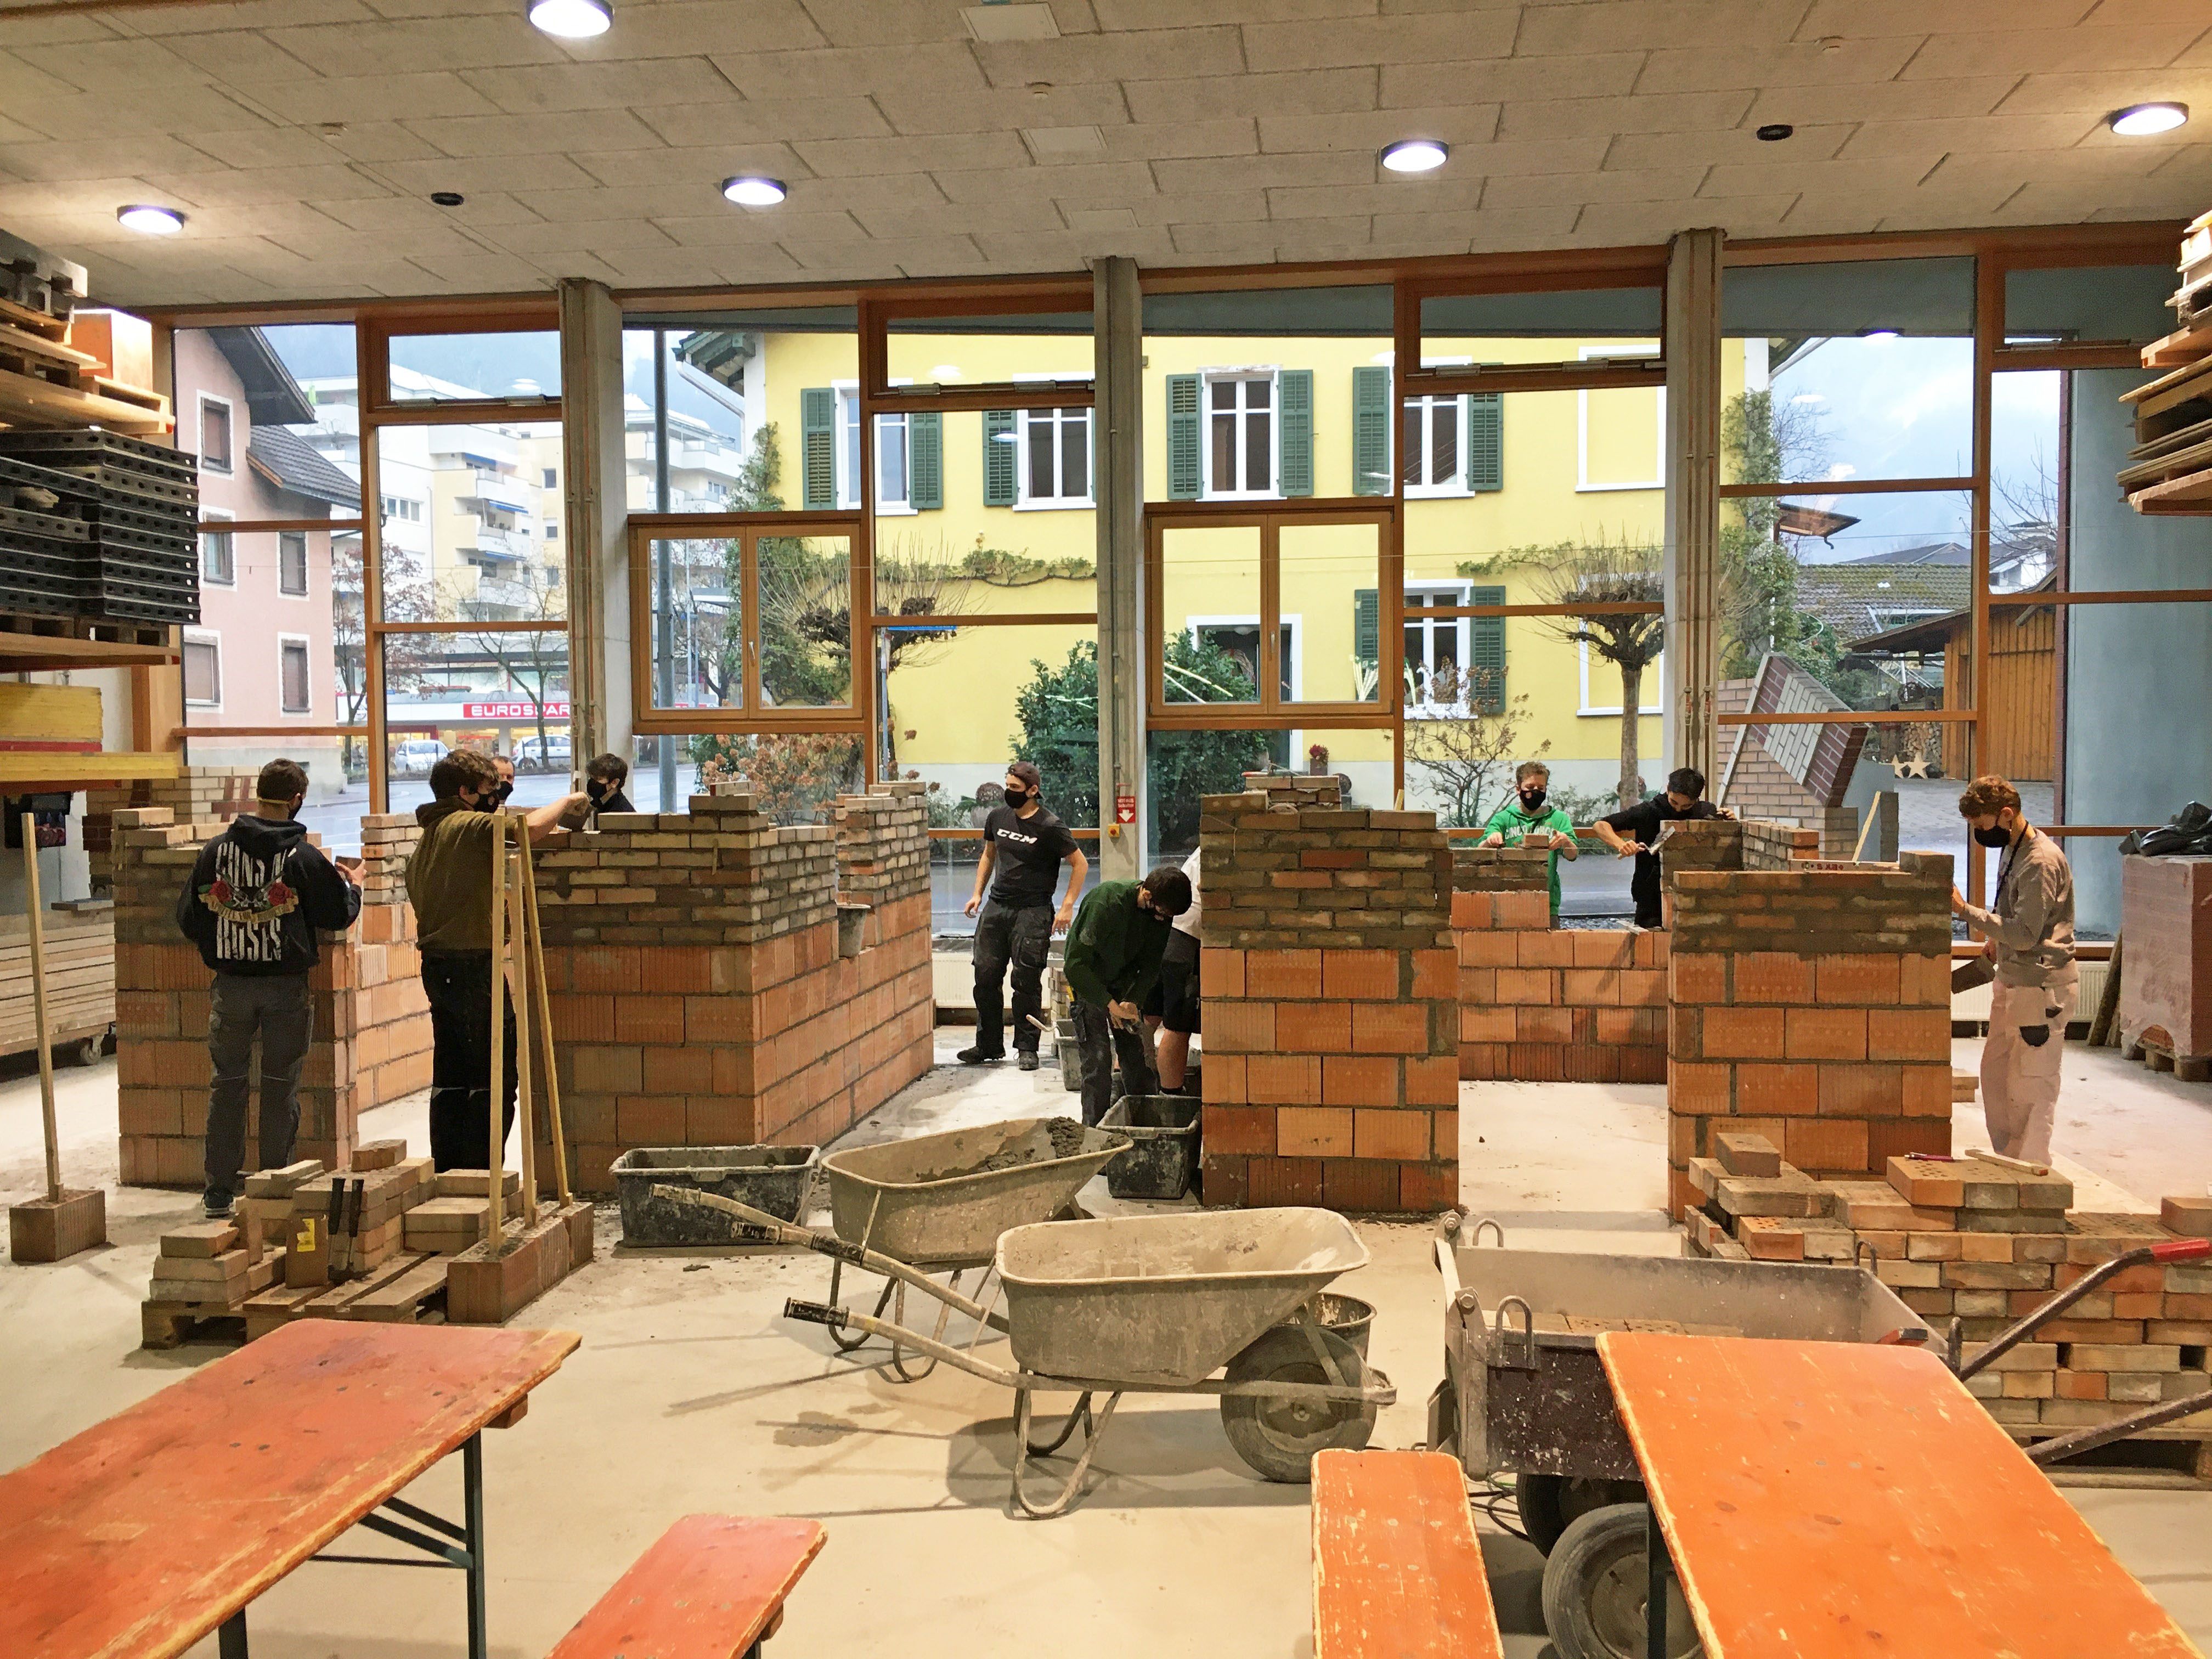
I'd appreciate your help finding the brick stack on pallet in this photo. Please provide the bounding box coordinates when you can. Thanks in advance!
[2116,853,2212,1080]
[84,768,258,888]
[1661,823,1954,1218]
[1685,1132,2212,1465]
[529,782,933,1194]
[1196,776,1458,1215]
[140,1213,287,1348]
[1450,843,1667,1082]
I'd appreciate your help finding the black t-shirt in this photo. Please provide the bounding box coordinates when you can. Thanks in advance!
[1600,795,1721,903]
[985,804,1079,907]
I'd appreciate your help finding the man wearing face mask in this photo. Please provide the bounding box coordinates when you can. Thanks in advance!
[1593,766,1733,929]
[961,761,1087,1071]
[490,752,518,810]
[1479,760,1579,924]
[1951,776,2075,1164]
[584,752,635,819]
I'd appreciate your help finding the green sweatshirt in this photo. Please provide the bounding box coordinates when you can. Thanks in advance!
[1062,880,1172,1009]
[1482,798,1577,916]
[405,799,501,953]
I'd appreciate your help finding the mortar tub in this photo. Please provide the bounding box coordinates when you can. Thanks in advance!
[821,1116,1130,1271]
[612,1144,818,1245]
[1098,1094,1201,1201]
[995,1207,1371,1387]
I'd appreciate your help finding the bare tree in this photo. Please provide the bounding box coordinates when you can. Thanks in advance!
[1520,539,1666,808]
[439,574,570,764]
[332,532,438,777]
[1405,689,1549,830]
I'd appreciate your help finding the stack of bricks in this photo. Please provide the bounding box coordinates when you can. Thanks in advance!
[529,782,933,1194]
[110,807,374,1183]
[1196,779,1458,1215]
[1686,1134,2212,1447]
[85,769,259,888]
[1451,844,1667,1082]
[352,814,432,1111]
[1661,824,1954,1217]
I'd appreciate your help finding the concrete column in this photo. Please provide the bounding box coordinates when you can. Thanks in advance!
[1662,228,1723,784]
[1093,255,1144,882]
[557,278,630,771]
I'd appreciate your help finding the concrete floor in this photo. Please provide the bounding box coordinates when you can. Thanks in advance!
[4,1032,2211,1657]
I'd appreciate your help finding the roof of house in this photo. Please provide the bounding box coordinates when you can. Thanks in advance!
[1795,558,1972,641]
[206,326,315,427]
[247,424,360,511]
[1846,571,2060,655]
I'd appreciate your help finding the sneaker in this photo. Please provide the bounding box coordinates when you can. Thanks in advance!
[1017,1051,1040,1072]
[955,1046,1003,1065]
[203,1192,234,1219]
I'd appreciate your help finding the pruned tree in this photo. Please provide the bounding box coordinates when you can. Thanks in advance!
[1524,538,1666,809]
[441,573,569,764]
[1404,673,1549,829]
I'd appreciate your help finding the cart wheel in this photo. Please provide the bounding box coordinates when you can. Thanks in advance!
[1539,1504,1702,1659]
[1218,1326,1376,1484]
[1518,1474,1647,1556]
[59,1035,101,1068]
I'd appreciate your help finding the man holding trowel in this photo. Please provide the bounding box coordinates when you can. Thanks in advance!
[1062,865,1193,1127]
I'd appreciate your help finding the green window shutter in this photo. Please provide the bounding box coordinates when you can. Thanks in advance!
[1469,584,1506,713]
[909,411,942,510]
[1352,365,1390,497]
[1353,588,1379,660]
[1278,368,1313,498]
[1165,374,1201,500]
[983,410,1017,506]
[1468,382,1503,493]
[800,387,836,510]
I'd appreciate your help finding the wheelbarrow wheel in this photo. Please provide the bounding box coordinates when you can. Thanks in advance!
[1218,1325,1376,1483]
[1539,1504,1702,1659]
[1518,1474,1648,1556]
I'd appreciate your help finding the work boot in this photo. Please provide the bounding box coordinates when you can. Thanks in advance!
[955,1045,1002,1065]
[203,1190,234,1219]
[1018,1051,1040,1072]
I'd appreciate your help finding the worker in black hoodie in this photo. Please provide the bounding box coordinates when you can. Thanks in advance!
[175,759,361,1217]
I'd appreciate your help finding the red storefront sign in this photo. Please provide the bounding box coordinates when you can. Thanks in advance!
[461,701,571,721]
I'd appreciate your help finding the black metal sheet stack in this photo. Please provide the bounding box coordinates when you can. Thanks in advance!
[0,431,199,626]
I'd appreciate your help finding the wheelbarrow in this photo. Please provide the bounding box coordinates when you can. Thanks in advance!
[665,1116,1127,1380]
[667,1196,1395,1517]
[1429,1212,1927,1659]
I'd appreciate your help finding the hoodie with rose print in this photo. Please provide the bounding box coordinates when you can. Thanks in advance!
[175,811,360,977]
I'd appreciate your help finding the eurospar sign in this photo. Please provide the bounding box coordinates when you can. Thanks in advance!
[462,701,571,721]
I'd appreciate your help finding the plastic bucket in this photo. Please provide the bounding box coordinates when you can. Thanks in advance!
[612,1144,816,1245]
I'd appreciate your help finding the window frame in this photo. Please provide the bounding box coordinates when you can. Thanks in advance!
[278,530,309,599]
[836,383,915,515]
[1402,394,1468,497]
[197,394,234,475]
[1201,369,1279,502]
[199,509,236,586]
[277,633,313,715]
[1402,581,1472,710]
[182,631,223,710]
[1017,403,1094,510]
[1576,639,1665,718]
[1576,343,1666,493]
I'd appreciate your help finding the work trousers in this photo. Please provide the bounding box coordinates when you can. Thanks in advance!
[1982,977,2067,1165]
[204,972,313,1201]
[1073,999,1157,1128]
[972,899,1054,1057]
[422,951,518,1173]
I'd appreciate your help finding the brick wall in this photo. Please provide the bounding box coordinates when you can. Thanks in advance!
[1661,833,1955,1217]
[1713,681,1863,857]
[353,814,432,1111]
[1450,844,1668,1083]
[86,768,259,888]
[1197,781,1458,1215]
[529,783,933,1194]
[111,806,390,1185]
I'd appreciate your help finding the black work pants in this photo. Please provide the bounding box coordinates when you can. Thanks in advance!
[422,951,517,1172]
[972,899,1053,1057]
[1073,999,1156,1128]
[203,973,313,1201]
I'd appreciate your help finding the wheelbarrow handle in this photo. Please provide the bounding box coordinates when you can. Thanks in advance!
[2153,1237,2212,1262]
[1959,1239,2192,1380]
[787,1297,1021,1389]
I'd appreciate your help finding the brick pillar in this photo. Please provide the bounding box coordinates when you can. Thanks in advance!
[1662,838,1955,1218]
[86,767,259,890]
[353,814,432,1111]
[112,806,372,1186]
[1197,784,1458,1215]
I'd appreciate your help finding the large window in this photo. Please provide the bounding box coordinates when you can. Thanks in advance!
[1022,406,1091,506]
[634,527,856,725]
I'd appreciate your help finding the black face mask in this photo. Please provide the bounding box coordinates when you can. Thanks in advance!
[493,781,514,806]
[1519,789,1547,811]
[1973,823,2011,848]
[588,780,610,802]
[1003,787,1030,808]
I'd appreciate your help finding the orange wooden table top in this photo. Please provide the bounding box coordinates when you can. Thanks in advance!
[546,1514,826,1659]
[0,1319,580,1659]
[1596,1333,2203,1659]
[1312,1449,1506,1659]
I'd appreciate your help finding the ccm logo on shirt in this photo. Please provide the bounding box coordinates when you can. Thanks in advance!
[997,827,1046,847]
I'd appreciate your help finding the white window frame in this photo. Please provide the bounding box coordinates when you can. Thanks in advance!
[182,630,223,710]
[276,632,313,715]
[277,530,309,600]
[197,394,235,476]
[1403,581,1472,713]
[1576,344,1664,494]
[199,508,235,587]
[1015,395,1093,511]
[1200,367,1278,503]
[1186,614,1302,703]
[835,382,915,516]
[1577,641,1664,716]
[1403,394,1472,498]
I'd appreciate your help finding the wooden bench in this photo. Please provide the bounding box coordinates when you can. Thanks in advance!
[546,1514,825,1659]
[1312,1449,1505,1659]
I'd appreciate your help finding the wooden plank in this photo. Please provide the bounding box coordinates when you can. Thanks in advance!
[544,1515,826,1659]
[0,1322,579,1659]
[2130,465,2212,515]
[0,362,172,433]
[0,752,180,788]
[1595,1334,2201,1659]
[345,1254,448,1322]
[1311,1450,1505,1659]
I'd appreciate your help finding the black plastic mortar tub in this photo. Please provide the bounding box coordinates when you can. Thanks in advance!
[1098,1094,1201,1201]
[612,1144,817,1245]
[1306,1291,1376,1359]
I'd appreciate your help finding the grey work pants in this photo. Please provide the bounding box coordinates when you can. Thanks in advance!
[204,973,313,1201]
[1074,999,1156,1128]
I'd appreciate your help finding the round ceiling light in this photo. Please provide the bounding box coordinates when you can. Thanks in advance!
[527,0,611,40]
[2109,102,2188,137]
[430,191,465,207]
[116,204,185,235]
[721,176,787,207]
[1380,139,1448,174]
[1756,123,1795,142]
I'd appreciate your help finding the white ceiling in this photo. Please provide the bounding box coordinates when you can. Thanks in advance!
[0,0,2205,308]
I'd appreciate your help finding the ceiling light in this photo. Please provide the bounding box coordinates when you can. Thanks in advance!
[1756,123,1794,142]
[527,0,610,40]
[1861,329,1899,341]
[116,205,184,235]
[431,191,465,208]
[721,176,787,207]
[1381,139,1448,174]
[2109,102,2187,137]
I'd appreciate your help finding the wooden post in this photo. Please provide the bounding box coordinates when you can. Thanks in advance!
[487,813,507,1245]
[8,811,105,1263]
[507,857,538,1221]
[24,812,59,1205]
[516,827,572,1205]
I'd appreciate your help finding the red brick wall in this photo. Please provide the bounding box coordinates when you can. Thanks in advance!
[1196,780,1458,1214]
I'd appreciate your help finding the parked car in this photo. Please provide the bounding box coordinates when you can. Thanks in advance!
[514,734,573,771]
[392,739,443,776]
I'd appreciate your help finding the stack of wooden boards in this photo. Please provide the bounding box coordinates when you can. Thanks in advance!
[1684,1132,2212,1460]
[2120,208,2212,515]
[0,896,111,1063]
[0,293,170,437]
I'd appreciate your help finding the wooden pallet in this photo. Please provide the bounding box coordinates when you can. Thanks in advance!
[2119,1033,2212,1083]
[139,1303,248,1350]
[2009,1427,2212,1491]
[241,1250,453,1341]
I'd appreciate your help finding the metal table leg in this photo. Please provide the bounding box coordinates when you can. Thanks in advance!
[309,1429,488,1659]
[218,1611,247,1659]
[464,1432,486,1659]
[1646,1503,1669,1659]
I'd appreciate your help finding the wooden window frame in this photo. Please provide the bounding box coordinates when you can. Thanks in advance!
[862,288,1097,411]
